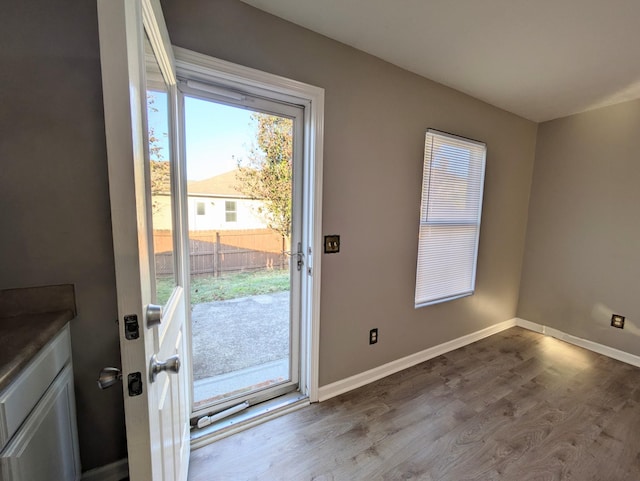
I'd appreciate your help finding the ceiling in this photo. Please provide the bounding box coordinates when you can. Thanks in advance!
[240,0,640,122]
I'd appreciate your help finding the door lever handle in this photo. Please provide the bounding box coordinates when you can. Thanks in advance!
[149,354,180,382]
[97,367,122,389]
[283,242,304,271]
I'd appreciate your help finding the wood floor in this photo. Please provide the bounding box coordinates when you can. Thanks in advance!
[188,327,640,480]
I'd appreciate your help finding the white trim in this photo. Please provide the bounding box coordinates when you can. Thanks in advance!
[318,319,517,401]
[173,47,324,107]
[173,47,324,405]
[306,82,324,403]
[141,0,176,85]
[513,317,544,334]
[81,459,128,481]
[514,318,640,368]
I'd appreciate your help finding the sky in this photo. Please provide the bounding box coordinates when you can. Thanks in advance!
[147,92,256,181]
[184,96,256,180]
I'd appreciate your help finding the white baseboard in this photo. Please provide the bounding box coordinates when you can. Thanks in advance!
[318,318,518,401]
[514,318,640,368]
[82,458,128,481]
[514,317,544,333]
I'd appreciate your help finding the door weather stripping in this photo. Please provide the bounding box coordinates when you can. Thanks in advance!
[195,401,250,429]
[182,80,245,101]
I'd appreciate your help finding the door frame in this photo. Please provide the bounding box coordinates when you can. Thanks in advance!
[173,47,324,407]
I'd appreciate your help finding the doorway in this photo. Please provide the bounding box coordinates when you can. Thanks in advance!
[170,48,324,437]
[181,89,304,415]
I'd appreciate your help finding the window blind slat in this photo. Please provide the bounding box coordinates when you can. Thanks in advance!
[415,130,486,307]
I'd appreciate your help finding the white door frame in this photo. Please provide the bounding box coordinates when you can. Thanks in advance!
[173,47,324,404]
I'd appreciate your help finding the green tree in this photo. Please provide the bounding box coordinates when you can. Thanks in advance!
[147,93,166,163]
[147,92,171,213]
[236,113,293,244]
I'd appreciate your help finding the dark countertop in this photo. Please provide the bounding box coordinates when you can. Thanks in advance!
[0,310,75,392]
[0,284,76,392]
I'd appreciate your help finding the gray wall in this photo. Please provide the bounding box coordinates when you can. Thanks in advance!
[518,99,640,354]
[162,0,538,385]
[0,0,126,472]
[0,0,536,471]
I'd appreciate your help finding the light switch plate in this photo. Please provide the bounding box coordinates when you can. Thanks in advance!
[324,235,340,254]
[611,314,625,329]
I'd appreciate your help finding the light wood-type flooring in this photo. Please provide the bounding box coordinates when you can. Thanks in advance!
[188,327,640,480]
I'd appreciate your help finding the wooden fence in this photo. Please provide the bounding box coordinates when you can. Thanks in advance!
[153,229,286,276]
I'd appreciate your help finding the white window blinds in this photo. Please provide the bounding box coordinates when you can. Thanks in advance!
[415,129,486,308]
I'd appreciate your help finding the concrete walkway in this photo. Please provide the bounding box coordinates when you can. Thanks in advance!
[191,291,290,382]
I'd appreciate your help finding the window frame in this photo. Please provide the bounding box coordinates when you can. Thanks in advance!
[224,200,237,223]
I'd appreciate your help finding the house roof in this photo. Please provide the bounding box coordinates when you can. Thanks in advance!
[187,170,248,198]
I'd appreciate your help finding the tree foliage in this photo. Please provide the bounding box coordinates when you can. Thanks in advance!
[147,93,166,164]
[236,113,293,242]
[150,161,171,193]
[147,93,171,213]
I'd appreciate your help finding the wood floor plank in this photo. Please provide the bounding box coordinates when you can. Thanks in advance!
[188,327,640,480]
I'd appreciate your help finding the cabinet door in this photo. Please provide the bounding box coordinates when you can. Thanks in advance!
[0,364,80,481]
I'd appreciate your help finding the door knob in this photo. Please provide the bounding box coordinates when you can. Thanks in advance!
[146,303,163,328]
[149,354,180,382]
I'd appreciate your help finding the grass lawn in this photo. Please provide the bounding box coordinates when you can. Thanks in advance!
[156,269,289,306]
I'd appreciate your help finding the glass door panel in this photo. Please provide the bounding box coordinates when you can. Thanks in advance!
[182,92,302,412]
[145,38,177,306]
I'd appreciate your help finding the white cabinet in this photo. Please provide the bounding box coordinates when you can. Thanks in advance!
[0,325,80,481]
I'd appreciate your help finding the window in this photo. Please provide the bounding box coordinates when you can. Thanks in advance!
[196,202,205,215]
[225,201,237,222]
[415,129,486,308]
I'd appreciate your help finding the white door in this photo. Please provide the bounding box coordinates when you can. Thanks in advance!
[97,1,190,480]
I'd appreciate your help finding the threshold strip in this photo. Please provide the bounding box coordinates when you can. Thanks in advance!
[190,392,309,449]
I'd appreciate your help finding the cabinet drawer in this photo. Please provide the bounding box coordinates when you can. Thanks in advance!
[0,325,71,447]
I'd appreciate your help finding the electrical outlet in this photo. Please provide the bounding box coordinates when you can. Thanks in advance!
[611,314,625,329]
[369,328,378,345]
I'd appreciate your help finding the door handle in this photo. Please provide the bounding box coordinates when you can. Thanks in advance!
[149,354,180,382]
[146,303,163,328]
[283,242,304,271]
[97,367,122,389]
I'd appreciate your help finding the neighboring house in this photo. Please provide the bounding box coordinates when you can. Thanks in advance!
[152,169,269,231]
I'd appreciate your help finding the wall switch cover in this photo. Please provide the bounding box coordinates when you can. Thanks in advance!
[324,235,340,253]
[369,328,378,344]
[611,314,625,329]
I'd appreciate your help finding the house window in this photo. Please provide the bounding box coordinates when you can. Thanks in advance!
[196,202,205,215]
[415,129,486,308]
[225,201,237,222]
